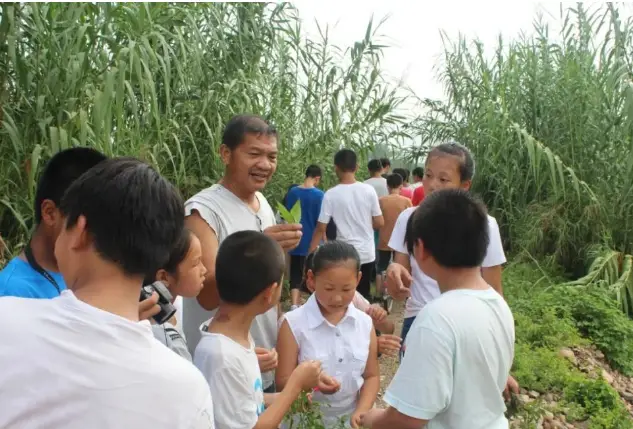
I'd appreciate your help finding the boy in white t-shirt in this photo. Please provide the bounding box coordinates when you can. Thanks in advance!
[361,189,515,429]
[309,149,384,300]
[0,158,215,429]
[194,231,322,429]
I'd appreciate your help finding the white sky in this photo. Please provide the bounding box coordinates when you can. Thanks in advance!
[295,1,609,103]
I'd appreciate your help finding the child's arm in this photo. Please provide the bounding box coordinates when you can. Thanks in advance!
[254,360,321,429]
[366,304,395,334]
[275,319,299,390]
[351,329,380,428]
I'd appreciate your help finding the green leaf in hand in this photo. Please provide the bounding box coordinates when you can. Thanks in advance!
[277,200,301,224]
[290,200,301,223]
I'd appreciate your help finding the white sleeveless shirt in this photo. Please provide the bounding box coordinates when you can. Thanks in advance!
[284,294,373,427]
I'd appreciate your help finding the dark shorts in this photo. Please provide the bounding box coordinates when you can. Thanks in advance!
[289,254,306,291]
[358,262,376,300]
[376,250,392,274]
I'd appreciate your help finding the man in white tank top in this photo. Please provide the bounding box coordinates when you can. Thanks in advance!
[184,115,302,392]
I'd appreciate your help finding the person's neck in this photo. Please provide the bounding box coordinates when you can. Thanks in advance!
[24,228,58,272]
[339,173,356,184]
[435,267,490,294]
[71,264,144,321]
[219,176,257,205]
[209,302,260,347]
[389,188,400,195]
[302,178,317,188]
[370,172,382,179]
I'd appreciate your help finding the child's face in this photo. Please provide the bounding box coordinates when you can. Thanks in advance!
[170,235,207,299]
[308,261,360,316]
[423,154,471,195]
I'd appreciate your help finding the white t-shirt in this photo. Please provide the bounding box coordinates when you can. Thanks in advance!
[364,177,389,198]
[184,184,278,388]
[194,330,265,429]
[388,207,507,318]
[318,182,382,264]
[385,288,515,429]
[0,291,214,429]
[284,294,373,426]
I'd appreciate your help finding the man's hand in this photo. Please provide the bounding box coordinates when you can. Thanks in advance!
[360,408,386,428]
[264,224,302,251]
[366,305,388,324]
[377,334,402,356]
[385,263,412,301]
[256,347,278,373]
[504,375,520,401]
[317,372,341,394]
[139,292,160,321]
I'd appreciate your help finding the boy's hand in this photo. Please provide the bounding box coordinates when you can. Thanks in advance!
[366,304,387,323]
[504,375,520,401]
[291,360,322,391]
[317,372,341,394]
[377,334,402,356]
[264,224,302,251]
[138,292,160,321]
[255,347,278,373]
[351,411,363,428]
[385,263,412,301]
[360,409,385,428]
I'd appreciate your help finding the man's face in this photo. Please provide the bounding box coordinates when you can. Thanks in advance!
[222,133,278,193]
[423,154,471,195]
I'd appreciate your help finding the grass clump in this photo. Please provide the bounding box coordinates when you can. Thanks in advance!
[505,263,633,425]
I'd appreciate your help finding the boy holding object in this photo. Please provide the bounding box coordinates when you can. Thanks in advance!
[361,189,515,429]
[194,231,321,429]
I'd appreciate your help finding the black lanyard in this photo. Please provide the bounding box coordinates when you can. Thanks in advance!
[24,242,61,294]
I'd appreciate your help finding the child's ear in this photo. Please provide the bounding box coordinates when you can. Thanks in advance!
[306,270,316,293]
[356,271,363,286]
[460,179,472,191]
[263,282,281,304]
[156,269,170,285]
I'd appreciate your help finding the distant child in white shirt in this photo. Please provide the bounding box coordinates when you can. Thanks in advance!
[277,241,380,428]
[299,251,401,356]
[144,228,207,361]
[360,189,515,429]
[194,231,322,429]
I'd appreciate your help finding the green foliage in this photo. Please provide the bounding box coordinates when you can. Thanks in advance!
[277,200,302,224]
[505,263,633,425]
[414,3,633,314]
[0,2,410,254]
[564,379,633,428]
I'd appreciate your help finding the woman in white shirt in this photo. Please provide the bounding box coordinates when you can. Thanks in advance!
[276,241,380,428]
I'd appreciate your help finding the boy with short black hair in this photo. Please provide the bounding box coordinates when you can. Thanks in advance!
[0,147,107,298]
[377,174,412,302]
[310,149,384,300]
[0,157,215,428]
[194,230,321,429]
[285,164,324,309]
[365,159,388,198]
[361,189,515,429]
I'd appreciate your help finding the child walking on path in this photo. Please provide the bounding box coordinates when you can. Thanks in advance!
[194,231,321,429]
[277,241,380,428]
[361,189,515,429]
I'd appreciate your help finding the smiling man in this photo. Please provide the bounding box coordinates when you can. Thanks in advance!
[183,115,302,394]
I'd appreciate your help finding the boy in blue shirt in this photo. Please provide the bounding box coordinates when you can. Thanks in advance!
[284,165,324,309]
[0,148,106,298]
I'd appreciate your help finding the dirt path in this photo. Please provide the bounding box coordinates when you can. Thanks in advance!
[377,299,404,407]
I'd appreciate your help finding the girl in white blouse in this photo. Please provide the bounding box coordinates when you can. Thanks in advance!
[276,241,380,428]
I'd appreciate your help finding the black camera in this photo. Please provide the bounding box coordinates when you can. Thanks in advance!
[140,281,177,325]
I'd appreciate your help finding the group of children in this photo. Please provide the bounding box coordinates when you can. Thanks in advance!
[136,143,515,429]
